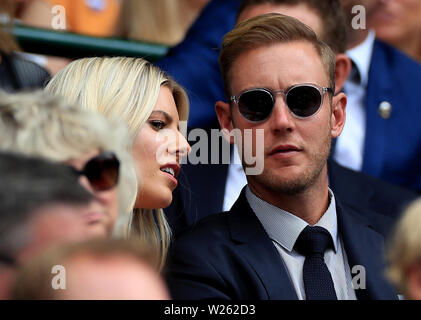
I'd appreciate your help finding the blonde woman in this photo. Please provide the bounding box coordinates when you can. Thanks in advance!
[387,198,421,300]
[0,90,137,239]
[45,57,191,269]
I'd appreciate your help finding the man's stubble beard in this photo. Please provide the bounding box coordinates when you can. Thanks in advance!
[247,126,332,196]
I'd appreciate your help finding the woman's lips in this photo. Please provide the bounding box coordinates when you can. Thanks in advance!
[160,163,180,187]
[161,170,178,187]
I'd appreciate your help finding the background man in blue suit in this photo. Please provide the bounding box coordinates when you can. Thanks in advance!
[167,14,398,300]
[158,0,421,192]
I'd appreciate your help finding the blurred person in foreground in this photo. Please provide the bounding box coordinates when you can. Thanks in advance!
[0,90,137,238]
[387,198,421,300]
[11,238,170,300]
[0,152,95,299]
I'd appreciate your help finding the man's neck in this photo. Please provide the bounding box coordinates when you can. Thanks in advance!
[248,168,330,225]
[347,29,370,50]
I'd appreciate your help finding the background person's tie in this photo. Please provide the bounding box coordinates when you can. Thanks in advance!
[294,226,338,300]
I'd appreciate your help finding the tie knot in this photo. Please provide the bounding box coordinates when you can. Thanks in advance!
[294,226,334,256]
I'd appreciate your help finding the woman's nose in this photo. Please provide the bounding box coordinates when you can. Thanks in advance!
[168,130,191,159]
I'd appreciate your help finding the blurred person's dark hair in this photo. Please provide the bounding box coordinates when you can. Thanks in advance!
[236,0,348,54]
[12,238,167,300]
[0,151,93,267]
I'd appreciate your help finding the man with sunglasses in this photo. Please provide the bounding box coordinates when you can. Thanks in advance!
[166,14,398,300]
[164,0,418,237]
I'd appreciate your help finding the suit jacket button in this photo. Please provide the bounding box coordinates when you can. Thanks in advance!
[378,101,392,119]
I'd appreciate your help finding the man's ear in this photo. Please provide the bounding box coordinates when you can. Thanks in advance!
[215,100,235,144]
[335,54,351,93]
[330,92,347,139]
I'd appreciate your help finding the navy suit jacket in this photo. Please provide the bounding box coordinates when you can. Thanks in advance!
[166,189,398,300]
[158,0,421,191]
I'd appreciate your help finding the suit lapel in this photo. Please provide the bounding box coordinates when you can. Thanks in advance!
[337,201,398,300]
[181,162,228,224]
[328,159,374,210]
[363,40,394,177]
[227,190,298,300]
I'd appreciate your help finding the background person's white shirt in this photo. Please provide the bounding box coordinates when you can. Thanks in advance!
[334,30,376,171]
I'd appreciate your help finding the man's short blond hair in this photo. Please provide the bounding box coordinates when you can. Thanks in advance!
[219,13,336,100]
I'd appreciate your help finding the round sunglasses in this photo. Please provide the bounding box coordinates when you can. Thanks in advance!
[230,83,334,122]
[71,152,120,192]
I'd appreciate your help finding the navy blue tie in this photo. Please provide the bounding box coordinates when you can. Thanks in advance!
[294,226,338,300]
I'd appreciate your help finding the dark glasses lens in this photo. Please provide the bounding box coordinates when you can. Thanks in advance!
[237,89,274,122]
[235,85,326,122]
[286,85,322,118]
[76,152,120,192]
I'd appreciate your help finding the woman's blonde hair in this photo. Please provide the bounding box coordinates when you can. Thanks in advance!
[0,90,137,238]
[386,198,421,296]
[45,56,189,269]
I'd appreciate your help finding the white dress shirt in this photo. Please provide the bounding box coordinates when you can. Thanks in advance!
[223,147,247,211]
[246,187,357,300]
[334,30,376,171]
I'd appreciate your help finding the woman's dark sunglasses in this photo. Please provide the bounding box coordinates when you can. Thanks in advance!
[231,83,334,122]
[72,152,120,192]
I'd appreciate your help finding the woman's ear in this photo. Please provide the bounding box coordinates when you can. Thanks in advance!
[335,54,352,93]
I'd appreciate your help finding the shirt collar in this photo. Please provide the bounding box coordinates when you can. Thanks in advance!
[346,29,376,87]
[246,186,339,253]
[232,146,243,171]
